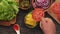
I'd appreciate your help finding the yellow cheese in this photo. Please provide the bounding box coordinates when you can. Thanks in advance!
[25,12,37,28]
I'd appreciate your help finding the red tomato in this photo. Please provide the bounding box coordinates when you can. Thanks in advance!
[57,14,60,21]
[51,3,60,14]
[32,8,44,22]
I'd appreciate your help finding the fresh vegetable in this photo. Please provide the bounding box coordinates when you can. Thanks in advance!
[32,0,50,10]
[32,8,44,22]
[50,3,60,21]
[57,14,60,21]
[0,0,18,20]
[51,3,60,14]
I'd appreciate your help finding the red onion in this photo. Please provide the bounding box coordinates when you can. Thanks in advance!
[33,0,51,9]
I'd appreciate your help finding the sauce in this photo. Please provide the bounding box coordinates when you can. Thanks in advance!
[13,24,19,31]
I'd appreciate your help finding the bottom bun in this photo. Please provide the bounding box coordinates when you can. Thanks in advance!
[0,17,16,26]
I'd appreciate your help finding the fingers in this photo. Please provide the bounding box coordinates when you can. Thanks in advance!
[40,17,47,29]
[45,18,55,26]
[41,18,54,24]
[45,18,54,24]
[40,18,55,29]
[40,18,56,34]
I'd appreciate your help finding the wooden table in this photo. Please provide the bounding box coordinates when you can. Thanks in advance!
[0,0,60,34]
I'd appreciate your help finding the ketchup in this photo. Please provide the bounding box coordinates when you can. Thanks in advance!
[13,24,19,31]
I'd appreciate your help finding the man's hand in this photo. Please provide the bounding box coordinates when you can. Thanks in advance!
[40,18,56,34]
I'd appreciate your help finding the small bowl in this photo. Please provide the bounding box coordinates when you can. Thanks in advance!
[32,0,54,11]
[19,0,31,10]
[0,17,16,26]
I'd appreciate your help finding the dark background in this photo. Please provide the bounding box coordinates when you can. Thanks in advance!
[0,0,60,34]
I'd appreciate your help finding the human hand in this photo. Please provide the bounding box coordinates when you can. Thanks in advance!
[40,18,56,34]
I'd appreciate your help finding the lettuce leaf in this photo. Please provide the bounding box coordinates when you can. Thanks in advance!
[0,0,18,20]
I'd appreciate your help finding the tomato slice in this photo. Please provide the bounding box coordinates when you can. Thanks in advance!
[57,14,60,21]
[32,8,44,22]
[51,3,60,14]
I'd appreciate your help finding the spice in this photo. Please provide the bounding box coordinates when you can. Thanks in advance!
[20,0,31,10]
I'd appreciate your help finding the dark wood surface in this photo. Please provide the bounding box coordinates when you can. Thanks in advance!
[0,0,60,34]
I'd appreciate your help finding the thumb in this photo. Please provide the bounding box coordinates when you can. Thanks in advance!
[41,17,47,24]
[45,18,54,24]
[40,18,47,29]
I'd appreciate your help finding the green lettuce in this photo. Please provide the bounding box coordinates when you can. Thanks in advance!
[0,0,18,20]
